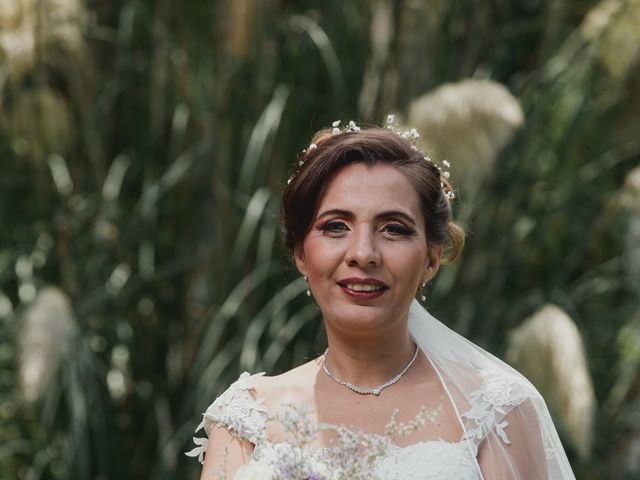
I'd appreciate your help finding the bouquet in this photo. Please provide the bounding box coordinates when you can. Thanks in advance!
[230,400,443,480]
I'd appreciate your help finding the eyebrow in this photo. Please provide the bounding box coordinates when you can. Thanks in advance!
[315,209,418,226]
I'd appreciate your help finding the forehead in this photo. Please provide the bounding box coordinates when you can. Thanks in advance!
[318,163,422,219]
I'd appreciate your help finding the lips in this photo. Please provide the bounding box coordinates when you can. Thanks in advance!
[337,277,388,299]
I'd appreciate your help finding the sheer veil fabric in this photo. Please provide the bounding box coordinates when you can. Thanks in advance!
[408,300,576,479]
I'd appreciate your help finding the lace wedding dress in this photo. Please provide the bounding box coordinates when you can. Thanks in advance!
[190,369,530,479]
[190,302,576,479]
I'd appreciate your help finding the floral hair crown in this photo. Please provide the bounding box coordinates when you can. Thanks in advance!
[289,115,455,200]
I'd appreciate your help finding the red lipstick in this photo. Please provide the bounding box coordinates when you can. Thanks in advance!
[337,277,388,300]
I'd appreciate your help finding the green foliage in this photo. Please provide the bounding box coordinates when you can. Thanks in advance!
[0,0,638,479]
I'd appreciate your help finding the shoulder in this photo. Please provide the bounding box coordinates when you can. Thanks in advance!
[472,367,540,407]
[461,366,542,447]
[187,358,323,464]
[251,357,322,410]
[187,371,268,464]
[200,372,270,443]
[203,359,321,436]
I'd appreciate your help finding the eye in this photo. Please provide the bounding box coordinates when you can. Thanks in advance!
[382,222,416,236]
[317,219,349,235]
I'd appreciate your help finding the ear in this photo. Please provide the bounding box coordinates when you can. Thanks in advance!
[423,244,443,283]
[293,244,308,276]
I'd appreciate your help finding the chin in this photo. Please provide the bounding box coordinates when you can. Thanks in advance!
[331,304,392,328]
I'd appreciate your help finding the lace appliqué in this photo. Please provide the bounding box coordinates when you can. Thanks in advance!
[462,369,527,448]
[186,372,268,464]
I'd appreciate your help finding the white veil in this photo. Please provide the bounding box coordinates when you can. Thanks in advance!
[407,300,576,479]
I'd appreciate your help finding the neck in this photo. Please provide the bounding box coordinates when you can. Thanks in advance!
[323,330,417,388]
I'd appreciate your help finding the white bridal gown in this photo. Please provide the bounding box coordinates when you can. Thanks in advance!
[191,371,500,479]
[190,302,576,479]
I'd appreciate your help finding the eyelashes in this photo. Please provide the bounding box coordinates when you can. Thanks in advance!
[384,223,417,236]
[316,219,348,234]
[315,219,417,237]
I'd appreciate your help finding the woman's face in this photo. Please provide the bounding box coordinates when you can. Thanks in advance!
[294,163,441,336]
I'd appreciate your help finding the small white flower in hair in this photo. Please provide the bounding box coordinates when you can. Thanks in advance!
[308,143,317,150]
[443,160,450,168]
[347,120,361,132]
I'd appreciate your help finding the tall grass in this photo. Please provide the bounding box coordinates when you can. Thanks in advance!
[0,1,638,479]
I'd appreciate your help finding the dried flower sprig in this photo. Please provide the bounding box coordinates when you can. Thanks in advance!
[228,401,444,480]
[384,396,444,438]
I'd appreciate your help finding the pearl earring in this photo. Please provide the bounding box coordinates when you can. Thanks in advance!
[304,276,311,296]
[420,281,427,301]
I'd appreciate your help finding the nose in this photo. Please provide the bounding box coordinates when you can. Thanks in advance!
[345,226,381,268]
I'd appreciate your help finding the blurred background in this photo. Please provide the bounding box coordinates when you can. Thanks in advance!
[1,0,639,479]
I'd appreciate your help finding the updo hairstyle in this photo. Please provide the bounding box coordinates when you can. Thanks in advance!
[281,127,465,264]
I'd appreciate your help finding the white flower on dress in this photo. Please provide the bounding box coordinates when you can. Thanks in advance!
[462,369,528,448]
[185,436,209,463]
[480,369,526,408]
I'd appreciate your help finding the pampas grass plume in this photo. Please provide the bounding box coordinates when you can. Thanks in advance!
[506,304,596,460]
[407,79,524,193]
[615,166,640,289]
[2,87,76,159]
[581,0,640,81]
[617,165,640,214]
[0,0,87,82]
[19,286,75,403]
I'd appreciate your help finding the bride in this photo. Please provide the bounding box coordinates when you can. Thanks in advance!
[189,119,576,479]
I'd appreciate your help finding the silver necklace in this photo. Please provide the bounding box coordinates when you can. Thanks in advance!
[322,345,420,396]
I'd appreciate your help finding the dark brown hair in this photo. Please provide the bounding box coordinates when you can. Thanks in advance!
[281,127,465,263]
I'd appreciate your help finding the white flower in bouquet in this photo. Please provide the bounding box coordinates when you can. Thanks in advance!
[306,456,338,480]
[234,461,277,480]
[207,400,443,479]
[251,427,343,480]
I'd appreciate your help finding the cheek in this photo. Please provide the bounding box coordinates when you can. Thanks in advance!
[301,238,340,277]
[396,245,429,283]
